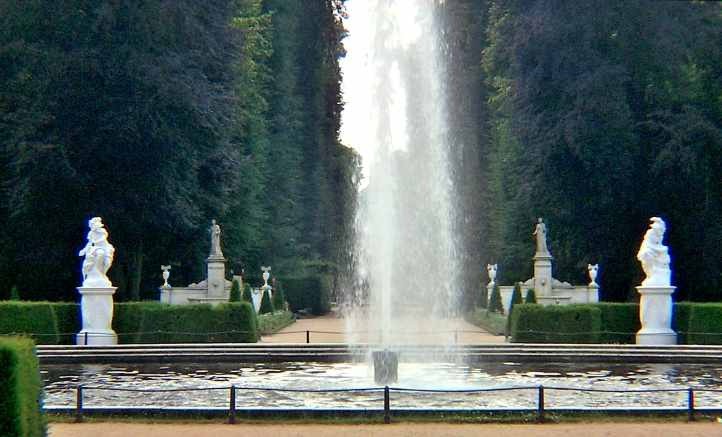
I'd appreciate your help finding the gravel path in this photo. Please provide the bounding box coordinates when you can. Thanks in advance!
[50,422,722,437]
[260,314,504,344]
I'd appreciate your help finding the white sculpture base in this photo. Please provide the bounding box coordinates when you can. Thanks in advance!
[636,285,676,345]
[76,286,118,346]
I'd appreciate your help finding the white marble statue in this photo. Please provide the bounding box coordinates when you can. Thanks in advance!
[79,217,115,288]
[533,218,549,255]
[210,219,223,257]
[637,217,671,286]
[486,264,498,285]
[587,264,599,286]
[161,265,171,288]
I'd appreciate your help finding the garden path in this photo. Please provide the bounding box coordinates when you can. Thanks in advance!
[260,313,504,344]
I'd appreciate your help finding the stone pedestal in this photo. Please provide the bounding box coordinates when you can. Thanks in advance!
[636,286,676,345]
[207,256,226,299]
[533,253,553,297]
[76,287,118,345]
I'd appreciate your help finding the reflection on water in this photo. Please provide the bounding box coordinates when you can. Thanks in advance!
[41,361,722,409]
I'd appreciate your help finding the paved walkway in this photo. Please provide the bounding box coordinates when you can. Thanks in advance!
[50,422,722,437]
[260,313,504,344]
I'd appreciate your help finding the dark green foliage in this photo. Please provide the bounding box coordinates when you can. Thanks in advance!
[673,302,694,345]
[524,289,537,304]
[257,310,294,335]
[487,284,504,315]
[242,283,253,304]
[479,283,488,309]
[259,289,274,314]
[685,303,722,345]
[596,303,640,344]
[113,302,257,343]
[283,276,330,315]
[229,279,241,303]
[271,280,286,311]
[0,302,60,345]
[506,283,524,336]
[510,304,601,344]
[0,0,358,302]
[9,287,19,301]
[0,337,45,437]
[52,303,80,344]
[482,1,722,302]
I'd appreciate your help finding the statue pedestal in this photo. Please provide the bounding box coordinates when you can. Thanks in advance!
[76,287,118,345]
[533,253,553,297]
[636,285,676,345]
[207,256,226,299]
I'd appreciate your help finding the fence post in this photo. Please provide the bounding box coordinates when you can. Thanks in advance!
[384,386,390,424]
[306,330,310,344]
[537,385,545,423]
[75,385,84,423]
[84,331,88,345]
[687,388,695,422]
[228,386,236,424]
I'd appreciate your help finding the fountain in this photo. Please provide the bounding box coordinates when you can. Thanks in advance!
[341,0,459,362]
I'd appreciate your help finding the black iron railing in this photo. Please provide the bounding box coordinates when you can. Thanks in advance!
[64,383,722,424]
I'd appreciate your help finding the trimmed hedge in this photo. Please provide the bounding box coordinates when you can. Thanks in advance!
[685,303,722,345]
[113,302,258,343]
[510,304,601,343]
[596,303,640,344]
[259,289,274,314]
[0,337,45,437]
[0,300,66,344]
[283,276,330,315]
[257,311,295,335]
[673,302,693,344]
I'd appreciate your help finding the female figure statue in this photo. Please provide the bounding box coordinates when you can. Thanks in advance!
[210,219,223,257]
[533,218,549,255]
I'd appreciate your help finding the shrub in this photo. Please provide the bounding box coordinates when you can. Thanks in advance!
[242,283,253,304]
[487,284,504,315]
[113,302,258,343]
[257,311,295,335]
[259,288,274,314]
[0,337,45,437]
[596,303,639,344]
[506,283,524,337]
[525,288,537,304]
[510,304,601,343]
[673,302,694,344]
[284,276,331,315]
[479,283,488,309]
[0,302,61,345]
[229,279,241,302]
[10,286,20,301]
[685,303,722,345]
[271,280,286,311]
[52,303,80,345]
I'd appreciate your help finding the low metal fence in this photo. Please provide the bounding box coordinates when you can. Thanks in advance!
[65,384,722,424]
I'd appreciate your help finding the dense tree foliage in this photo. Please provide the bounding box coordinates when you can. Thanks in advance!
[468,0,722,301]
[0,0,357,300]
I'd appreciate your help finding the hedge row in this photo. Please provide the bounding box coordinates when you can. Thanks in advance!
[0,337,45,437]
[113,302,258,343]
[0,301,78,345]
[283,275,330,315]
[0,301,258,344]
[510,304,601,343]
[510,302,722,345]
